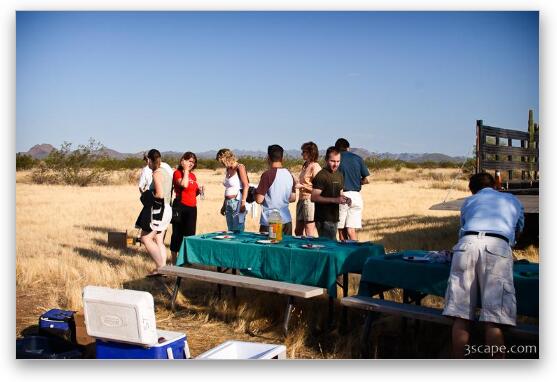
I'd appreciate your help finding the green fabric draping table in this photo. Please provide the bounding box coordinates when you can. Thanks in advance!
[177,232,385,297]
[357,251,539,317]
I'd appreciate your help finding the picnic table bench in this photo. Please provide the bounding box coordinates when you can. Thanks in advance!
[159,265,325,335]
[341,251,539,356]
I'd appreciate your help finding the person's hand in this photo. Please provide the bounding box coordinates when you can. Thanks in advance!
[240,201,246,213]
[220,204,226,216]
[336,196,348,205]
[295,183,303,190]
[345,197,352,206]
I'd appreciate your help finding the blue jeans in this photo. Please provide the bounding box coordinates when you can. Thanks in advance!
[225,198,245,232]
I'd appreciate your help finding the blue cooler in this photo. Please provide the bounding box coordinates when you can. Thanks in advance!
[95,330,189,359]
[39,309,76,342]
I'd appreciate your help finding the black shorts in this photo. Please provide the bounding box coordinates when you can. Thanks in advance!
[170,204,197,252]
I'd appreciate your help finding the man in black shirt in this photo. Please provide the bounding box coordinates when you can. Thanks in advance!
[311,146,351,240]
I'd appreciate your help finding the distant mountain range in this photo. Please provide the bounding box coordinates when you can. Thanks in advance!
[20,143,468,163]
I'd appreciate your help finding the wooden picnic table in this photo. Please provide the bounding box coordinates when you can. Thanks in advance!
[177,231,385,298]
[357,251,539,317]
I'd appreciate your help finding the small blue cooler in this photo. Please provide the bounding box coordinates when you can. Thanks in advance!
[39,309,76,342]
[95,330,189,359]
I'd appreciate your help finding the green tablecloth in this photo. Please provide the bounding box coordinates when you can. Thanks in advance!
[358,251,539,317]
[177,232,385,297]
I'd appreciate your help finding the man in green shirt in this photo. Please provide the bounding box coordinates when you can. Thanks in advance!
[311,146,351,240]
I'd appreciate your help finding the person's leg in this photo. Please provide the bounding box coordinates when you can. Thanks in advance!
[338,228,346,241]
[304,222,316,237]
[484,323,505,358]
[141,230,162,272]
[346,227,357,241]
[337,202,348,240]
[315,221,323,238]
[295,221,304,236]
[345,192,362,241]
[452,318,471,358]
[154,230,167,268]
[184,206,197,236]
[169,221,182,265]
[324,221,338,240]
[282,222,292,236]
[225,199,235,231]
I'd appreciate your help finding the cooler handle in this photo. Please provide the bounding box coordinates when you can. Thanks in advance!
[166,347,174,360]
[184,341,191,359]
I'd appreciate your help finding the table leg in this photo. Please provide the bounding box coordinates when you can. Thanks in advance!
[232,269,237,299]
[170,277,182,312]
[361,312,377,358]
[216,266,222,298]
[283,296,295,337]
[328,296,335,329]
[341,273,349,329]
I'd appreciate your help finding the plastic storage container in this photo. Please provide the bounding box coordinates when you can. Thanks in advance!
[95,330,189,359]
[83,285,157,345]
[16,335,83,359]
[196,340,286,359]
[39,309,76,342]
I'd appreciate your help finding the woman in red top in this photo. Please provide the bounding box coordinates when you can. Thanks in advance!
[170,152,203,264]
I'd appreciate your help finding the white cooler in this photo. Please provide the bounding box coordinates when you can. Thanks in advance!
[196,341,286,360]
[83,285,158,345]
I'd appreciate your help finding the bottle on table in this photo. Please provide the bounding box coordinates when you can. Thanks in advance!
[268,209,283,242]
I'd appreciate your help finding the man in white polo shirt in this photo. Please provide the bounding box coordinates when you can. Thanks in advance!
[443,172,524,358]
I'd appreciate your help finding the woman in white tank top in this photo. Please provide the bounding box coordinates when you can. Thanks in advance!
[216,149,250,232]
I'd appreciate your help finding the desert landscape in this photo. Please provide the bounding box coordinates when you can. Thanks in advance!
[15,167,538,358]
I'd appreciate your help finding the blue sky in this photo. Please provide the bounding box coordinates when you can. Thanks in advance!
[16,11,539,156]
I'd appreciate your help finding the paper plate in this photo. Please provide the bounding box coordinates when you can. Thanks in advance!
[340,240,358,244]
[293,236,316,240]
[256,239,277,244]
[301,244,325,249]
[213,235,235,240]
[402,256,430,262]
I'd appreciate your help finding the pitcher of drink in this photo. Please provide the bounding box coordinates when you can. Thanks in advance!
[268,209,283,242]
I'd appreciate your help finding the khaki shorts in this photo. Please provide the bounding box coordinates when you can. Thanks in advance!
[442,234,516,326]
[338,191,363,229]
[296,198,315,222]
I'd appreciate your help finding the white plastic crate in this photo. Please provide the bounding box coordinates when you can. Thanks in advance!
[196,340,286,360]
[83,285,158,345]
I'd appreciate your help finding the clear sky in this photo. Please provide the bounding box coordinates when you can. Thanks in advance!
[16,11,539,156]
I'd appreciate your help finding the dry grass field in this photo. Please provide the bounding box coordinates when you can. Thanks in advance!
[15,168,538,359]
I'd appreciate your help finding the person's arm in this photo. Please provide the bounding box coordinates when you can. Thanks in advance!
[238,164,250,211]
[255,193,265,204]
[360,158,371,185]
[311,188,347,205]
[515,199,525,240]
[179,169,190,188]
[288,172,297,203]
[152,169,164,199]
[254,171,271,205]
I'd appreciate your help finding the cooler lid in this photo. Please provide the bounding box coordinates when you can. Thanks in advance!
[82,285,158,345]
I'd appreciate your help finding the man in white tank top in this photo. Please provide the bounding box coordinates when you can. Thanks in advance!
[254,144,297,234]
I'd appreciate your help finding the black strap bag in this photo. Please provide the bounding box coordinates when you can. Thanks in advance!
[237,164,256,204]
